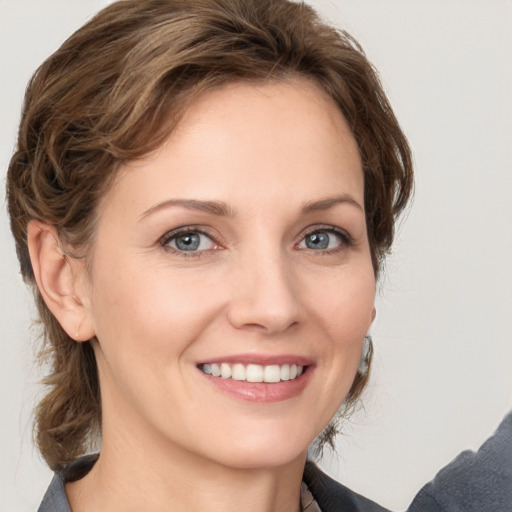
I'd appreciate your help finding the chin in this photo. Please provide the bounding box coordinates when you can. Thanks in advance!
[211,446,308,471]
[195,423,317,470]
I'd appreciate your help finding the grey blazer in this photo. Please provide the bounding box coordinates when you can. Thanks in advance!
[37,411,512,512]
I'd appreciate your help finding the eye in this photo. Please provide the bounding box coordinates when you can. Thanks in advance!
[297,228,348,251]
[162,230,218,253]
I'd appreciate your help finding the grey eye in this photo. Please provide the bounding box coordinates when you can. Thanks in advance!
[174,233,201,251]
[298,229,344,251]
[305,232,330,250]
[165,232,216,252]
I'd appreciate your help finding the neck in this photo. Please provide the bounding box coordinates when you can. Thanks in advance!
[67,414,306,512]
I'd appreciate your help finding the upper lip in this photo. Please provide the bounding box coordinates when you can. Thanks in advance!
[197,353,315,367]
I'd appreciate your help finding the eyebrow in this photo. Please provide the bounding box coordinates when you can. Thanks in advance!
[139,193,363,221]
[138,198,235,221]
[300,194,364,214]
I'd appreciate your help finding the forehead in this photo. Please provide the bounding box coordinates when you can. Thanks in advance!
[105,77,364,215]
[171,76,360,168]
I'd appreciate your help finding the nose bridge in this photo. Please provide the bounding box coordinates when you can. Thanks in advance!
[227,239,300,333]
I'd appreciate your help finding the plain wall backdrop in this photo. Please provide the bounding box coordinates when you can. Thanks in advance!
[1,1,511,511]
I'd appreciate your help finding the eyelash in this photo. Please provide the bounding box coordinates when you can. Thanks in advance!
[159,226,220,258]
[159,224,354,258]
[297,225,354,254]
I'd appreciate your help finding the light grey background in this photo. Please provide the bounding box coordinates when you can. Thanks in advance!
[1,1,511,510]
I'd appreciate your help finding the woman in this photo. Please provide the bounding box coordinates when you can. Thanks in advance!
[7,1,410,510]
[6,1,510,511]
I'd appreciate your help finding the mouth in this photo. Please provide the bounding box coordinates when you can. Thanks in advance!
[199,362,305,383]
[196,356,314,403]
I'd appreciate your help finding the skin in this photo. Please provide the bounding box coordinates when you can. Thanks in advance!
[29,77,376,512]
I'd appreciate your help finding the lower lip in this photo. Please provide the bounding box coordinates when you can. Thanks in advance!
[199,367,314,403]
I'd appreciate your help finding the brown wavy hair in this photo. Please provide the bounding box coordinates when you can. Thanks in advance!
[6,0,413,471]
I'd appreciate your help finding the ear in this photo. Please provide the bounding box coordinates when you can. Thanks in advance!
[27,221,95,342]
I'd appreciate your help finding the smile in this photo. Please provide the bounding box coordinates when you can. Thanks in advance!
[200,363,304,383]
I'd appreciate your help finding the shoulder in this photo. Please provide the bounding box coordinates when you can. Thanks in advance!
[37,473,71,512]
[37,454,98,512]
[303,461,390,512]
[408,411,512,512]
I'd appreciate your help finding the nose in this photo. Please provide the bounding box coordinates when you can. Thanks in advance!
[226,249,301,334]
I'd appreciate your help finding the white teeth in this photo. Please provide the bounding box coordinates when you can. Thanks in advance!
[211,363,221,377]
[246,364,263,382]
[231,363,246,381]
[264,365,281,383]
[220,363,232,379]
[201,362,306,382]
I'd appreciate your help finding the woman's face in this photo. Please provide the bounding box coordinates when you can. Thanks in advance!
[80,78,376,469]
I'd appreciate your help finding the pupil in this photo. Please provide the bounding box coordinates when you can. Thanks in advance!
[176,233,200,251]
[306,232,329,250]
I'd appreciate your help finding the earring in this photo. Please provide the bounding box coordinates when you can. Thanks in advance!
[358,335,372,375]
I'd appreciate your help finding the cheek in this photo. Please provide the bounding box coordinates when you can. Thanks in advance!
[87,258,227,426]
[89,258,225,362]
[304,263,375,393]
[306,265,376,337]
[299,266,375,428]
